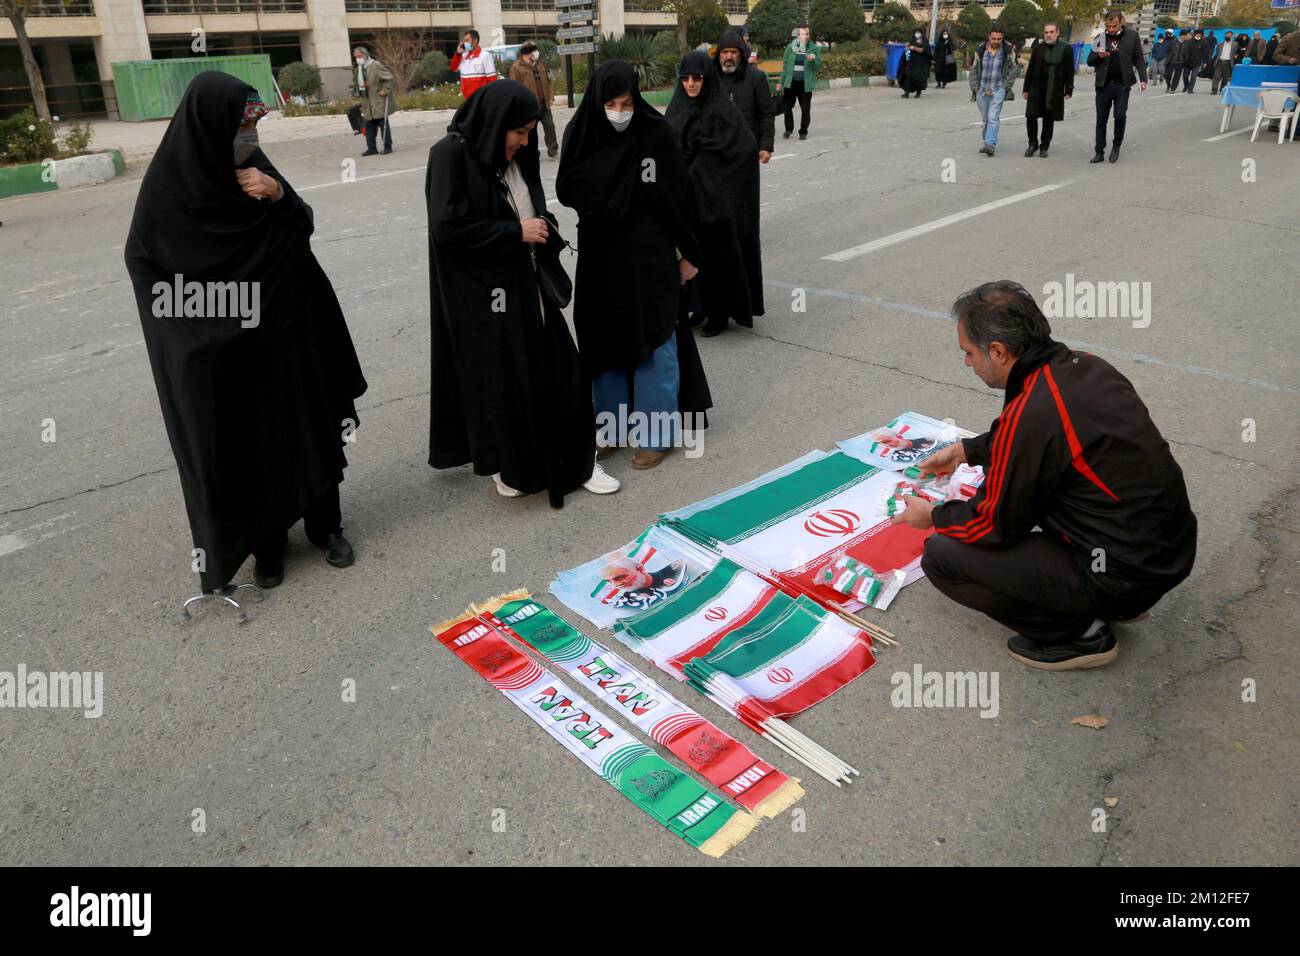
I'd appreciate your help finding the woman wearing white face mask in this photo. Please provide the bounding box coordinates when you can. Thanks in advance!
[900,28,932,98]
[556,61,710,473]
[935,29,958,89]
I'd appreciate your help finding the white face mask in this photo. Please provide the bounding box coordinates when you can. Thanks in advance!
[605,109,633,132]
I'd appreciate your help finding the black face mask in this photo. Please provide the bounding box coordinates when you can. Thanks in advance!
[233,127,259,164]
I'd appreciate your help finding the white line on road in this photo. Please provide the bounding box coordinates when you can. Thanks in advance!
[1202,125,1253,142]
[297,165,425,192]
[764,280,1300,396]
[822,181,1072,262]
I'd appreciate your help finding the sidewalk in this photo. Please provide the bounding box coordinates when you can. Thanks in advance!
[93,106,476,165]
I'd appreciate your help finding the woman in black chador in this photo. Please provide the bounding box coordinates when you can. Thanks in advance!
[666,50,762,338]
[125,71,366,596]
[426,79,618,505]
[556,60,712,473]
[900,28,933,98]
[934,29,958,88]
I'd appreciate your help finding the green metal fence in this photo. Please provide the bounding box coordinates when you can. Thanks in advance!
[111,55,278,122]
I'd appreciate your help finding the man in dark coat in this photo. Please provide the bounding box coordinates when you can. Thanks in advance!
[1180,29,1207,92]
[713,28,774,163]
[894,281,1197,671]
[1086,10,1146,163]
[1022,21,1074,157]
[126,72,367,596]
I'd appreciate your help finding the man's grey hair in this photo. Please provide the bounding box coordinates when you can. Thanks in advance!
[353,46,369,56]
[952,280,1053,357]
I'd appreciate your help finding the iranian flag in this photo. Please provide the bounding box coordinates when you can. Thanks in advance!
[616,560,875,718]
[669,452,933,608]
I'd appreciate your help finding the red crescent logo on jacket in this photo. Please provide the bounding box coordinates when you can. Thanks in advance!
[704,607,727,623]
[767,667,794,685]
[804,509,860,537]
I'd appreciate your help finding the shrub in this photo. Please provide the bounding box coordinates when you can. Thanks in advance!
[278,61,322,99]
[597,32,671,89]
[0,109,57,164]
[58,120,94,157]
[554,58,590,95]
[397,85,464,111]
[818,38,885,78]
[411,50,451,89]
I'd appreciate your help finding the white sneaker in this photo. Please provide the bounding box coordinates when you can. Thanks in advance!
[492,473,524,498]
[583,461,620,495]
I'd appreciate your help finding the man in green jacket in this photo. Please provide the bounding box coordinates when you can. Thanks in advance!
[353,45,395,156]
[776,25,822,141]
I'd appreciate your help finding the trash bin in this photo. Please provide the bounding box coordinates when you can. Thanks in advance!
[886,43,906,84]
[112,55,278,122]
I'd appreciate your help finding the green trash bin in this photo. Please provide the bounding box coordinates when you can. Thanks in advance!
[112,55,278,122]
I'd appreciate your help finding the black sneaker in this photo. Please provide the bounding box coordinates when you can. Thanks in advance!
[253,552,285,589]
[322,532,355,568]
[798,132,807,140]
[1025,144,1039,157]
[1109,145,1121,163]
[1039,146,1050,158]
[1007,624,1118,671]
[1089,151,1105,163]
[361,149,379,156]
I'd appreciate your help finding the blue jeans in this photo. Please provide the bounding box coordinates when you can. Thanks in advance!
[1095,82,1130,152]
[976,88,1007,146]
[592,335,680,451]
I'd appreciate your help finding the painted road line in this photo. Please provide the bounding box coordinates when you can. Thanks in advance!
[1202,125,1254,142]
[822,181,1071,262]
[298,166,425,192]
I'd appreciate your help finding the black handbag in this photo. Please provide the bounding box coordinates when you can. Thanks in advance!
[533,239,573,310]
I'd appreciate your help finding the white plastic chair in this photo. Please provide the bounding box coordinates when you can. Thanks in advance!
[1250,88,1298,144]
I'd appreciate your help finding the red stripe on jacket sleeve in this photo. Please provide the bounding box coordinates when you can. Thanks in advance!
[1042,365,1120,502]
[942,369,1041,542]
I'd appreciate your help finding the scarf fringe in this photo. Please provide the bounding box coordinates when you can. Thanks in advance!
[472,588,533,618]
[753,778,806,819]
[430,589,532,636]
[697,809,759,858]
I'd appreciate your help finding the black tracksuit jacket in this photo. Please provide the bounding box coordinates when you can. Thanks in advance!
[932,341,1197,595]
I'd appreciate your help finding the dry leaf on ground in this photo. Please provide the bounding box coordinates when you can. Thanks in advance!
[1070,713,1110,730]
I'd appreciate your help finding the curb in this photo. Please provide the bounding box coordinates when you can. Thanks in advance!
[0,149,125,199]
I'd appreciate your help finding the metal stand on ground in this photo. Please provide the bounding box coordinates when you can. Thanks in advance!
[178,584,264,625]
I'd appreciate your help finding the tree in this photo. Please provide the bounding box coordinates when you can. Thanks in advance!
[811,0,867,44]
[1157,16,1179,30]
[748,0,802,53]
[999,0,1044,48]
[1222,0,1274,27]
[662,0,729,56]
[1051,0,1109,38]
[687,1,731,48]
[369,28,435,94]
[870,3,917,43]
[1202,16,1225,29]
[956,2,991,42]
[2,0,51,121]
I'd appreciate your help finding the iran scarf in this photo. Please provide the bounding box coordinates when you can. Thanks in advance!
[481,591,804,818]
[433,604,758,857]
[616,559,875,719]
[666,452,933,609]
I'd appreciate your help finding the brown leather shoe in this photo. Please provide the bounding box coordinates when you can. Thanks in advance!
[631,449,669,470]
[596,445,620,461]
